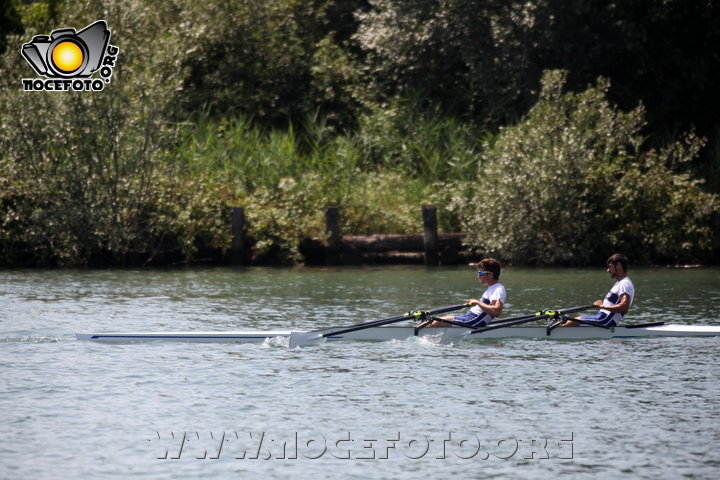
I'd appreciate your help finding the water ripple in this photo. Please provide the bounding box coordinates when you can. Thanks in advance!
[1,267,719,479]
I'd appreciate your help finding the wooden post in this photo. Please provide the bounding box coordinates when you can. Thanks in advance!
[422,205,439,265]
[230,207,246,265]
[325,206,341,265]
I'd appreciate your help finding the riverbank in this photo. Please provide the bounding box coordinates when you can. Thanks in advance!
[3,74,719,268]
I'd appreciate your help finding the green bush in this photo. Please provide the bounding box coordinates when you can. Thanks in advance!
[608,133,719,264]
[454,70,719,265]
[0,0,195,265]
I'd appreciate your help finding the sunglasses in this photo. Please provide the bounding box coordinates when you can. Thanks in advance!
[477,270,492,277]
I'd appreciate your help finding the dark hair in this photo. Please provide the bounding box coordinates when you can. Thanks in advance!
[479,258,501,280]
[607,253,628,272]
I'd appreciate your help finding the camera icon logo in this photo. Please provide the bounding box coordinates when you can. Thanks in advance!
[21,20,119,91]
[22,20,110,77]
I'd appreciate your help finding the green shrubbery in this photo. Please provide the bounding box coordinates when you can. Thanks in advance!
[171,113,452,263]
[0,1,188,265]
[0,1,718,266]
[454,71,719,265]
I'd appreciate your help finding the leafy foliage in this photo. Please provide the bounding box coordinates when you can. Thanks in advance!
[608,134,719,264]
[454,71,719,265]
[176,0,367,132]
[355,0,720,175]
[0,0,718,266]
[0,1,192,265]
[352,95,485,179]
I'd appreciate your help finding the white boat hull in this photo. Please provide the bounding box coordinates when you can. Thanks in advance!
[76,324,720,343]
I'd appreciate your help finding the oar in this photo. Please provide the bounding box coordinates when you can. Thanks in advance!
[288,303,469,348]
[431,306,595,343]
[467,305,595,336]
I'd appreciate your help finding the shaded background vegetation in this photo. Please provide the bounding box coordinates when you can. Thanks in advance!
[1,0,718,266]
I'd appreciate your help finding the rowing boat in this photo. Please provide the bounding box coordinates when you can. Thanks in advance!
[76,324,720,343]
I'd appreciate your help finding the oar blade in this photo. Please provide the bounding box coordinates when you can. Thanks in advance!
[439,326,473,344]
[288,331,323,349]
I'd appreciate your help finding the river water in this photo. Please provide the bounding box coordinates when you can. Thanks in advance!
[1,266,719,479]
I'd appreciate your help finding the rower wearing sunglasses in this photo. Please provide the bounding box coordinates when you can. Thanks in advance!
[425,258,506,328]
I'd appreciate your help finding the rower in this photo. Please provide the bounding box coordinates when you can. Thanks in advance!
[563,253,635,327]
[424,258,506,329]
